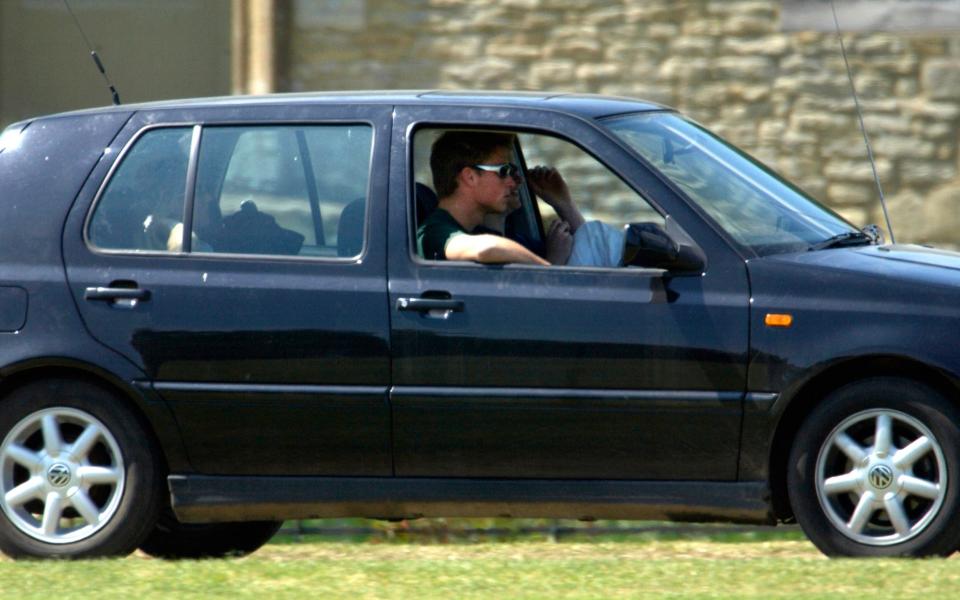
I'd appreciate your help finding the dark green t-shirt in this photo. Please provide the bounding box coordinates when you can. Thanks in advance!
[417,208,468,260]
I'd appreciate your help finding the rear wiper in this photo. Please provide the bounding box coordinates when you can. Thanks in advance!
[809,230,874,251]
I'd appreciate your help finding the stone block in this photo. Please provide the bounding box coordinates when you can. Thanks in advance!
[921,122,955,140]
[864,56,917,76]
[575,63,621,82]
[441,57,516,87]
[852,35,905,55]
[900,159,958,184]
[671,37,716,56]
[873,135,936,160]
[685,83,732,108]
[823,137,873,160]
[714,56,776,81]
[781,128,818,147]
[682,17,722,36]
[901,99,960,121]
[537,0,588,9]
[774,72,851,96]
[413,35,484,61]
[923,59,960,101]
[827,182,877,206]
[722,15,776,36]
[584,6,624,26]
[895,78,919,97]
[721,36,789,57]
[707,1,775,18]
[757,120,786,145]
[522,11,562,29]
[529,60,576,86]
[647,23,681,39]
[657,57,711,81]
[780,55,824,75]
[791,111,853,133]
[729,84,770,103]
[824,158,893,182]
[499,0,541,7]
[547,37,603,60]
[486,34,543,60]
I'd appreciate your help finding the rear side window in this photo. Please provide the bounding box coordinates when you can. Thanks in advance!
[193,125,372,258]
[88,127,192,251]
[87,124,373,259]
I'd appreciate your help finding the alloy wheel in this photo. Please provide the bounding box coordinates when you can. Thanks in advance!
[0,407,126,544]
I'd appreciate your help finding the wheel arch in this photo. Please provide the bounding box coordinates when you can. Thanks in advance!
[768,355,960,522]
[0,359,184,474]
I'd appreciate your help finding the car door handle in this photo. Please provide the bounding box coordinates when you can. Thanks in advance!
[396,297,464,313]
[84,287,151,302]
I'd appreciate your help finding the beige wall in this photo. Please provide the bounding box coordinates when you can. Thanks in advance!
[286,0,960,246]
[1,0,232,127]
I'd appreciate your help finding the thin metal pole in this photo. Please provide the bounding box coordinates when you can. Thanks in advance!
[830,1,894,243]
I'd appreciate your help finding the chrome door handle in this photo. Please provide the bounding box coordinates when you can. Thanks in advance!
[396,297,464,312]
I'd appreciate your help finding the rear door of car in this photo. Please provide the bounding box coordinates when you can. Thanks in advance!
[387,104,750,480]
[62,103,393,476]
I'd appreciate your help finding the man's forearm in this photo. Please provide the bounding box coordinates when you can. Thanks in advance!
[446,234,550,265]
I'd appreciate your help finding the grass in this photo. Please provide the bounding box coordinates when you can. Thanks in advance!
[2,526,960,599]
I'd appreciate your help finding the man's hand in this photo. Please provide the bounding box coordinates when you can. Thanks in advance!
[528,166,586,233]
[544,219,573,265]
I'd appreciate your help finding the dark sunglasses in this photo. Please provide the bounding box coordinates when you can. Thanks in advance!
[471,162,520,179]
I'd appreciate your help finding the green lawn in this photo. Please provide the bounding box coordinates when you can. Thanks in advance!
[2,530,960,599]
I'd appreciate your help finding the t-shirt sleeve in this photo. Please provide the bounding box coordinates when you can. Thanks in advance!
[417,216,465,260]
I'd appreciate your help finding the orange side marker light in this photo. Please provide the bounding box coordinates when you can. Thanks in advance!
[765,313,793,328]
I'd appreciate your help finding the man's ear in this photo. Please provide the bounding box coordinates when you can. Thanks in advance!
[457,166,479,189]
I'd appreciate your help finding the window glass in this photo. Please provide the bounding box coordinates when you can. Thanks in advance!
[413,127,662,268]
[604,112,856,256]
[518,134,663,229]
[88,127,192,251]
[193,125,372,258]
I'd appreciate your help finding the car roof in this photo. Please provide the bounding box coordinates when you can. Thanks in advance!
[31,90,671,123]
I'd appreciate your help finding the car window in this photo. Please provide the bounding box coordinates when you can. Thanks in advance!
[193,124,373,258]
[87,127,192,251]
[604,112,856,256]
[412,127,663,267]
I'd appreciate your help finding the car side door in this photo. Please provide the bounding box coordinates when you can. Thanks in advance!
[62,104,393,476]
[387,105,751,480]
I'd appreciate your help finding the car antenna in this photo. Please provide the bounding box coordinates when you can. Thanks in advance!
[830,0,894,243]
[62,0,121,106]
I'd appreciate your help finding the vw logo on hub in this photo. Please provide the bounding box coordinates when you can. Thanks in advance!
[46,464,71,488]
[869,464,894,490]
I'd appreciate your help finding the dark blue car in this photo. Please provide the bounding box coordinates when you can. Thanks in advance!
[1,91,958,558]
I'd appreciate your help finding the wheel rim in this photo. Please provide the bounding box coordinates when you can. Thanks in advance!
[815,408,947,546]
[0,407,126,544]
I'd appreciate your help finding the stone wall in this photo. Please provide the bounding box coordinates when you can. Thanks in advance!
[287,0,960,246]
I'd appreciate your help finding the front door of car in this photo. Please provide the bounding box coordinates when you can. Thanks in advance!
[62,105,392,476]
[387,105,750,480]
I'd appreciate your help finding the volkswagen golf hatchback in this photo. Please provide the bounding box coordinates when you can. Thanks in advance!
[2,91,960,559]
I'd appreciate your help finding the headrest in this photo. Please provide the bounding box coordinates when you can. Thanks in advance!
[415,182,438,225]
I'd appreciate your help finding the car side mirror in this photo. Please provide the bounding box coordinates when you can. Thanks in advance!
[620,221,705,273]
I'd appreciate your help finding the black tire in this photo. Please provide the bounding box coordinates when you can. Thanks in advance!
[788,377,960,557]
[0,379,163,558]
[139,510,282,559]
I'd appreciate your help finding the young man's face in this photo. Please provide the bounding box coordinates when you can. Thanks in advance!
[472,146,520,214]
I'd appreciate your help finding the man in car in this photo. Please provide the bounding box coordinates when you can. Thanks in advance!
[418,131,574,265]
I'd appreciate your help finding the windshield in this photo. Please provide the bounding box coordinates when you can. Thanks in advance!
[602,112,860,256]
